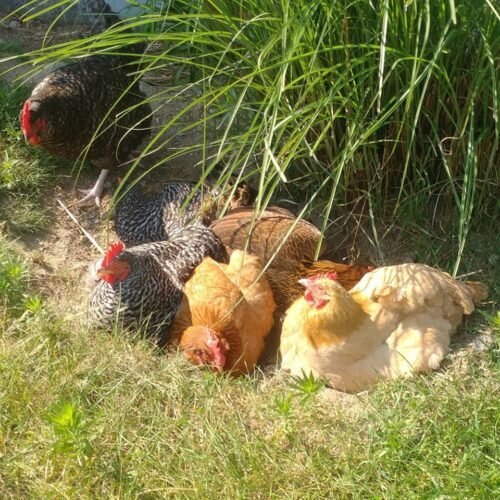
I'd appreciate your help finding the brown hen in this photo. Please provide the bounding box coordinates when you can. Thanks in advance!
[209,207,373,311]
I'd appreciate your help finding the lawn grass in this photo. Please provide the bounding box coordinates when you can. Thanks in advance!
[0,81,53,233]
[0,231,498,497]
[0,2,499,496]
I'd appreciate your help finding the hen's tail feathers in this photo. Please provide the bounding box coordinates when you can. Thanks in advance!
[464,281,488,303]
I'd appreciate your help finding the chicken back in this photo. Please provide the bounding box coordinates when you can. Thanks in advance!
[21,53,150,166]
[114,179,256,247]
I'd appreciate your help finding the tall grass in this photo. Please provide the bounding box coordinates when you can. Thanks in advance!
[2,0,499,269]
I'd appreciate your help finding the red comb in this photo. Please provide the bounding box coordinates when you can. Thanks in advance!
[102,241,124,267]
[21,101,31,133]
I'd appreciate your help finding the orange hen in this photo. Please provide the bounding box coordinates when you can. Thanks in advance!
[169,250,276,374]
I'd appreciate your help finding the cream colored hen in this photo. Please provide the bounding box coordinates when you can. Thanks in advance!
[280,264,487,392]
[169,250,276,375]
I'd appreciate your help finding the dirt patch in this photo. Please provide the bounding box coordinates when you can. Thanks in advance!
[1,19,210,316]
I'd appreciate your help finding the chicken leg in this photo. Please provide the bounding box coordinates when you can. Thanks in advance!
[77,169,110,207]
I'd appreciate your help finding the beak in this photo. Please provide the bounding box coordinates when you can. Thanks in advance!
[96,266,117,277]
[24,133,39,146]
[298,278,311,288]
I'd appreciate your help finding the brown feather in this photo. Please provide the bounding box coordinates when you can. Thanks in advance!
[210,207,375,312]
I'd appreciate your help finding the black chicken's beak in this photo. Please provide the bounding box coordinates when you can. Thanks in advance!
[96,266,117,277]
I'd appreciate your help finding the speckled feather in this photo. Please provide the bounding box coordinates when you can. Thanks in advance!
[89,224,227,343]
[114,179,257,247]
[114,182,208,246]
[24,49,151,167]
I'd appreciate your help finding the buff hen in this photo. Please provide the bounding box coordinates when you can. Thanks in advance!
[169,250,276,374]
[280,264,487,392]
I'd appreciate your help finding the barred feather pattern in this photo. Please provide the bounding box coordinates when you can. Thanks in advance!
[88,225,226,342]
[23,51,151,168]
[114,182,208,246]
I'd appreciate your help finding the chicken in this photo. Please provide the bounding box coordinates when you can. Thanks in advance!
[209,207,372,310]
[88,223,226,344]
[114,178,256,247]
[20,6,151,206]
[280,264,487,392]
[209,206,324,267]
[169,250,276,374]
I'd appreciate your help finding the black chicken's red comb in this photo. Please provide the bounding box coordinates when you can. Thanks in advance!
[102,241,124,267]
[21,101,31,132]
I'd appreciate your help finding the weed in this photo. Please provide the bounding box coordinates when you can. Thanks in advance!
[0,237,29,315]
[273,393,293,418]
[289,370,327,403]
[46,400,92,460]
[0,39,24,56]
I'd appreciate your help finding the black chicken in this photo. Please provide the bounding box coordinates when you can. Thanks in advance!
[20,8,151,206]
[88,224,226,344]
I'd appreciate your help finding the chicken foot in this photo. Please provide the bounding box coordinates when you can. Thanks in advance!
[76,169,110,207]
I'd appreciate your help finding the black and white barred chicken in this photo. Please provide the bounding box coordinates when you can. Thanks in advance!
[88,224,227,344]
[20,3,151,206]
[114,179,257,246]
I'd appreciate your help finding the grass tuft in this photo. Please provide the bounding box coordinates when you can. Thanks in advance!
[0,82,56,234]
